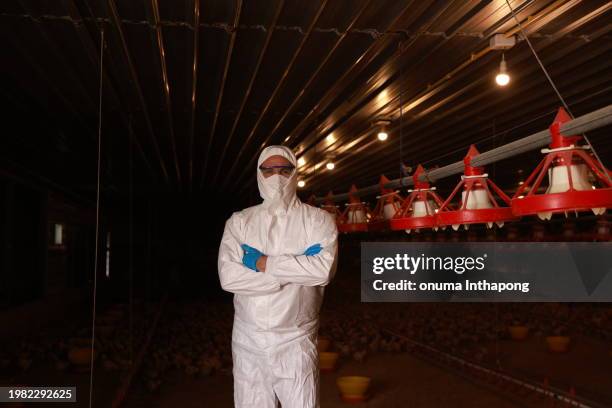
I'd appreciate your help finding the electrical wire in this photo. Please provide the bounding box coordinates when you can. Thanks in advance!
[422,84,612,168]
[398,39,404,187]
[128,117,134,367]
[504,0,611,183]
[89,26,104,408]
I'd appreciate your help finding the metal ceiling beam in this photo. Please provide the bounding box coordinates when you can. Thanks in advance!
[102,0,171,184]
[360,83,612,193]
[211,0,286,186]
[144,0,182,187]
[305,40,612,194]
[311,70,612,196]
[510,0,582,36]
[3,33,92,135]
[313,103,612,203]
[288,0,488,160]
[307,64,612,196]
[292,0,555,166]
[296,56,604,191]
[16,0,98,116]
[385,45,612,168]
[188,0,200,192]
[280,0,421,151]
[255,0,373,151]
[230,0,458,190]
[293,0,592,188]
[200,0,243,188]
[221,0,329,189]
[61,0,155,179]
[234,0,486,193]
[235,2,501,196]
[322,3,612,186]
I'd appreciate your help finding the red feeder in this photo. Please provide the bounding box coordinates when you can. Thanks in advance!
[390,165,447,233]
[320,191,342,219]
[436,145,519,231]
[512,107,612,220]
[369,175,403,231]
[337,185,370,233]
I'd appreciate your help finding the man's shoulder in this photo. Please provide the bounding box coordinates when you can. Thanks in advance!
[227,203,263,223]
[300,202,335,226]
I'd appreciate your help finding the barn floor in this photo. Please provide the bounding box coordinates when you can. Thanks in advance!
[2,298,612,407]
[123,351,521,408]
[3,246,612,408]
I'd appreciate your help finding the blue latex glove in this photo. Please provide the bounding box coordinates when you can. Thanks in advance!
[241,244,264,272]
[303,243,322,256]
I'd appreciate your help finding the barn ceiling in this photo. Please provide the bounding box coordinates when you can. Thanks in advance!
[1,0,611,204]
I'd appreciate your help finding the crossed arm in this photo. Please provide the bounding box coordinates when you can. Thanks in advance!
[217,213,338,296]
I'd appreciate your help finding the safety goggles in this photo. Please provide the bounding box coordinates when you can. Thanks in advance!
[259,165,295,178]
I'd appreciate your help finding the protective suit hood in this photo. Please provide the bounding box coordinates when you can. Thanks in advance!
[257,145,299,214]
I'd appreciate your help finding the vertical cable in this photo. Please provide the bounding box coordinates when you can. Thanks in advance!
[128,117,134,367]
[89,26,104,408]
[504,0,611,183]
[399,39,404,185]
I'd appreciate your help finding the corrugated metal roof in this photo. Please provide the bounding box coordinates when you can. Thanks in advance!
[1,0,610,203]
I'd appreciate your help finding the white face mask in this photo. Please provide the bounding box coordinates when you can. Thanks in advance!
[260,174,291,200]
[257,146,299,214]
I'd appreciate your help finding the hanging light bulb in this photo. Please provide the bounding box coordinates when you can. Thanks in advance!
[298,157,306,167]
[495,54,510,86]
[297,180,306,188]
[377,126,388,141]
[374,119,391,141]
[326,162,335,170]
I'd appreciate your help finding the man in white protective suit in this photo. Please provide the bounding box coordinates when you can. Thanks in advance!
[218,145,338,408]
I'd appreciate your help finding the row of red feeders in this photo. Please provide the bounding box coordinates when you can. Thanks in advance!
[327,147,519,234]
[319,108,610,235]
[337,185,370,233]
[390,165,447,233]
[512,108,612,220]
[368,175,403,231]
[436,145,519,231]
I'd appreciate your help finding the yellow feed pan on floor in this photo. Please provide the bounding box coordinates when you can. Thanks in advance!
[508,325,529,340]
[546,336,570,353]
[319,351,339,372]
[68,347,96,371]
[337,376,371,403]
[317,336,331,352]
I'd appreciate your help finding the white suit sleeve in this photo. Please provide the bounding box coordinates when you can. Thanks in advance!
[265,211,338,286]
[218,215,281,296]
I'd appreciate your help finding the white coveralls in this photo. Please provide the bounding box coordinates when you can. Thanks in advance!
[218,146,338,408]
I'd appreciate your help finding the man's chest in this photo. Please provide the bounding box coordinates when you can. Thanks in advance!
[242,214,312,256]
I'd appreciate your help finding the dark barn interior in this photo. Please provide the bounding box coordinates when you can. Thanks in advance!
[1,0,611,407]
